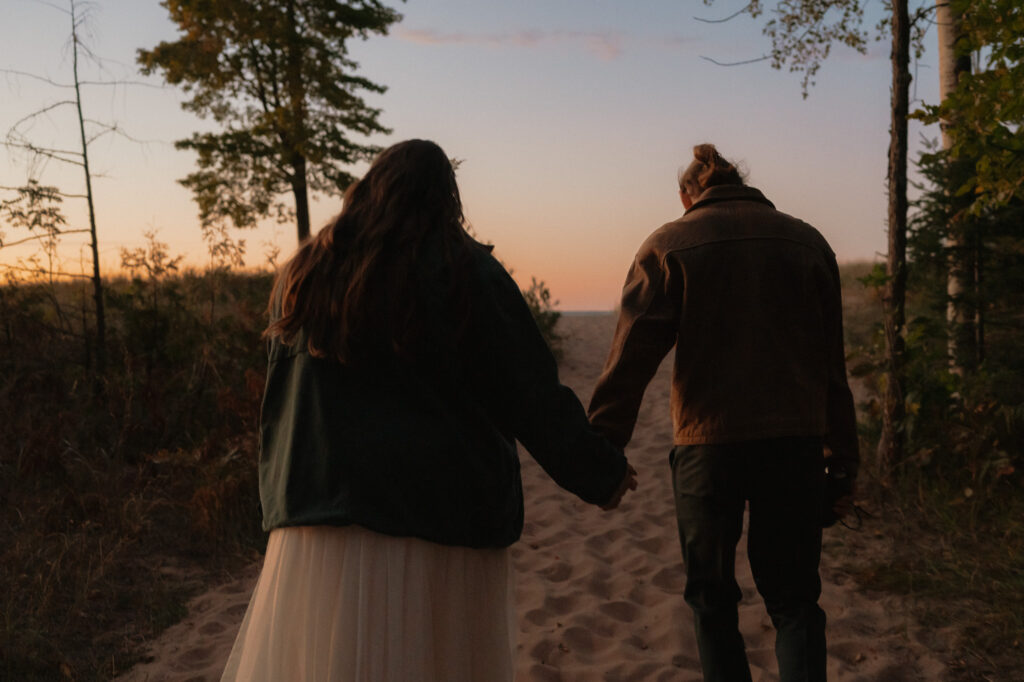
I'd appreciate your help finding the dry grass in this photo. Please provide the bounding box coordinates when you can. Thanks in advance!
[0,271,269,681]
[834,262,1024,682]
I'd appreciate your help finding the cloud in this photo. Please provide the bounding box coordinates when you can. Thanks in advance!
[397,28,624,60]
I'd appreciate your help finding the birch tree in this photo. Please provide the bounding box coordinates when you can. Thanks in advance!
[936,0,975,371]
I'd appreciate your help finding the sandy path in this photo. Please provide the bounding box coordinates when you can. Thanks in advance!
[118,313,949,682]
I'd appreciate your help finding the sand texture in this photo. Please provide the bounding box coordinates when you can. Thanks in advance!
[118,313,950,681]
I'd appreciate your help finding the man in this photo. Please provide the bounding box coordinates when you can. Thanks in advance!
[588,144,858,682]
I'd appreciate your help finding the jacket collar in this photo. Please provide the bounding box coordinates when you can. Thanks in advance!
[686,185,775,214]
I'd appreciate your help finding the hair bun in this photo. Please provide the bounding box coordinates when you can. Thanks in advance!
[679,143,743,196]
[692,143,718,166]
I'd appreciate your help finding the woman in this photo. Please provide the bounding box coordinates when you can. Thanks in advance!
[221,139,636,682]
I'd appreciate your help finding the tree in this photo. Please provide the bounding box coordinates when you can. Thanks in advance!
[935,0,975,371]
[1,0,123,376]
[138,0,402,244]
[922,0,1024,213]
[917,0,1024,372]
[876,0,912,477]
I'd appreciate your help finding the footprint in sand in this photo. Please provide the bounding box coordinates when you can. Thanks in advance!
[562,624,615,656]
[542,593,579,616]
[525,661,562,682]
[198,621,225,636]
[538,560,573,583]
[650,564,687,592]
[635,535,666,556]
[598,599,640,623]
[524,608,549,626]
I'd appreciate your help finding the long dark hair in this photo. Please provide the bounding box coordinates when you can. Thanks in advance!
[264,139,474,364]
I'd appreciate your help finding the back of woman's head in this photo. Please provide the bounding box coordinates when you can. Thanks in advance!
[678,143,744,199]
[265,139,473,364]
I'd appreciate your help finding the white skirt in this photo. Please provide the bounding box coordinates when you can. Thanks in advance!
[221,524,515,682]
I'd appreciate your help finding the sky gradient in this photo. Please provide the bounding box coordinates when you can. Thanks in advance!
[2,0,941,309]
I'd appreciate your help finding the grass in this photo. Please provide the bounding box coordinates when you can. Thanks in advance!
[0,269,269,681]
[846,477,1024,679]
[835,261,1024,681]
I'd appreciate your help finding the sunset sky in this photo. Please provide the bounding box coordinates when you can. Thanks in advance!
[2,0,940,310]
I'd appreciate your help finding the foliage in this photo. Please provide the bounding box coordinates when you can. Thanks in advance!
[138,0,402,241]
[699,0,941,97]
[892,144,1024,488]
[0,181,66,243]
[715,0,869,95]
[917,0,1024,214]
[838,263,1024,679]
[521,276,563,360]
[0,268,271,681]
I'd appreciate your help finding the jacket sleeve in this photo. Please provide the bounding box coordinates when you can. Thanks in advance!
[822,255,860,477]
[587,242,679,449]
[474,255,628,506]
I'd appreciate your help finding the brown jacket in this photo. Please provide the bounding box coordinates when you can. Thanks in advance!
[588,185,859,474]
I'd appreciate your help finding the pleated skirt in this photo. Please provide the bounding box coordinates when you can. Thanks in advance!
[220,524,515,682]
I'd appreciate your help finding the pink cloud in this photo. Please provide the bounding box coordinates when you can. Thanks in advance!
[397,28,625,60]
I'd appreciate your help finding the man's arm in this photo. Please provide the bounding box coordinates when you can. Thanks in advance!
[588,243,679,449]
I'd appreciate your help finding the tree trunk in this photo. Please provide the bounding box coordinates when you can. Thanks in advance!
[72,1,106,377]
[974,231,984,364]
[877,0,911,480]
[292,155,311,243]
[285,0,311,244]
[937,0,974,372]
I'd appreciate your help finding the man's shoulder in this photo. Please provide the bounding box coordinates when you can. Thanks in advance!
[642,199,834,260]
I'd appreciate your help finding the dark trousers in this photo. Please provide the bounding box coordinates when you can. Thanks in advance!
[670,437,827,682]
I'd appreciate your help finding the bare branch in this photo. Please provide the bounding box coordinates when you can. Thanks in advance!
[6,100,77,132]
[79,78,166,89]
[0,184,87,199]
[31,0,71,17]
[911,4,940,26]
[1,141,81,158]
[2,141,85,167]
[694,3,755,25]
[0,262,93,280]
[700,54,771,67]
[0,68,75,88]
[72,119,166,147]
[1,66,168,91]
[0,229,90,249]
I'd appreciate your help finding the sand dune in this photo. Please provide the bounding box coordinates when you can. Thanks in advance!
[118,313,949,682]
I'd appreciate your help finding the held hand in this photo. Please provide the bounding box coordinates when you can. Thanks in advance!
[601,464,638,511]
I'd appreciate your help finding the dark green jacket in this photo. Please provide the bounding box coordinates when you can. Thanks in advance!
[258,242,627,548]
